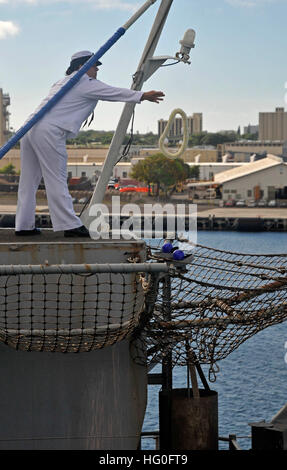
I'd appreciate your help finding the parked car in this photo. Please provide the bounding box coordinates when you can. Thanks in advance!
[247,199,257,207]
[204,188,217,199]
[279,201,287,207]
[235,200,246,207]
[257,199,267,207]
[268,200,277,207]
[224,199,236,207]
[71,197,78,204]
[78,197,89,204]
[107,181,119,189]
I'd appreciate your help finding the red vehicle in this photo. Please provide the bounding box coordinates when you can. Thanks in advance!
[224,199,236,207]
[118,185,148,193]
[135,187,149,193]
[69,177,82,185]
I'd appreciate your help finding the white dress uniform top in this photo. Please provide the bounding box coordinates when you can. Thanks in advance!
[15,73,143,232]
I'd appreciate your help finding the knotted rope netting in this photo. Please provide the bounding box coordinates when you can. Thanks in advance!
[1,243,287,380]
[132,240,287,379]
[0,264,166,353]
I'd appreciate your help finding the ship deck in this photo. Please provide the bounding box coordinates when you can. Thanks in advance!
[0,228,142,244]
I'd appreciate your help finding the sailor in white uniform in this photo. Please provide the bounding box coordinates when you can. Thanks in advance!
[15,50,164,237]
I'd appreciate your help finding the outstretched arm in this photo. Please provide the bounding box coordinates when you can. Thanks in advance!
[84,79,165,104]
[141,90,165,103]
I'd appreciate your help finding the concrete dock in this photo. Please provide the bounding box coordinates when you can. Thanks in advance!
[1,203,287,232]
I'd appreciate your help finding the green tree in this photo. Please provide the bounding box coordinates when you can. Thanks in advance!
[202,132,238,146]
[189,165,200,180]
[66,129,159,147]
[189,132,239,147]
[131,153,189,198]
[241,132,259,141]
[188,132,207,147]
[0,163,16,175]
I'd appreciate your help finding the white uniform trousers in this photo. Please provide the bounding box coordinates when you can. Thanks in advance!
[15,121,83,232]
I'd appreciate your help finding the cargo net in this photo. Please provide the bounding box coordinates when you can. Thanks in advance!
[0,271,147,353]
[132,240,287,380]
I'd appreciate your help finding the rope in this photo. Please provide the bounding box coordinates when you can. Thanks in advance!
[131,240,287,380]
[0,269,163,353]
[158,108,189,158]
[2,236,287,384]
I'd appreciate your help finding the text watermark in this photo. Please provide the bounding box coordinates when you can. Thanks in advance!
[87,196,197,243]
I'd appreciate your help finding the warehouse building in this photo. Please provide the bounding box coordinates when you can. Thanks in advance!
[221,141,285,162]
[214,155,287,202]
[67,161,132,181]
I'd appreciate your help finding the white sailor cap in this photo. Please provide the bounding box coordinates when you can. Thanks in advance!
[71,50,93,60]
[70,50,102,65]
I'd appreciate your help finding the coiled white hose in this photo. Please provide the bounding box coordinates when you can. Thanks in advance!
[159,108,189,158]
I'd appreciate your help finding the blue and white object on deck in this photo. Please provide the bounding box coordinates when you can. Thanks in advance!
[172,249,185,261]
[162,242,173,253]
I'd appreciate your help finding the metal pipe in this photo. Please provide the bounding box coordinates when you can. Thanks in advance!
[134,0,174,74]
[0,0,159,160]
[123,0,158,30]
[0,262,168,275]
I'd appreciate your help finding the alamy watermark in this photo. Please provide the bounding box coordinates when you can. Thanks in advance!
[87,196,197,243]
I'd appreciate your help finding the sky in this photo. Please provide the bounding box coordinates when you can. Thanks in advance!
[0,0,287,135]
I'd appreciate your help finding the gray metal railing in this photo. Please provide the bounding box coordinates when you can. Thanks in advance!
[0,263,168,275]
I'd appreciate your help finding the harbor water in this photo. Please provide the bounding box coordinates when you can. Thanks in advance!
[142,231,287,450]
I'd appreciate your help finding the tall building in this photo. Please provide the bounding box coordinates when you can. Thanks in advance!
[259,107,287,141]
[192,113,202,134]
[243,124,259,135]
[158,112,203,142]
[0,88,10,147]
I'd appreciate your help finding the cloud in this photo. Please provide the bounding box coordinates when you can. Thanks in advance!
[90,0,139,11]
[225,0,282,6]
[0,21,20,39]
[0,0,139,10]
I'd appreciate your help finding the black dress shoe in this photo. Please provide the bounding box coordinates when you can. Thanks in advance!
[64,225,90,238]
[15,228,41,236]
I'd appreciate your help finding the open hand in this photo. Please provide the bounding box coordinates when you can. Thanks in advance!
[141,90,165,103]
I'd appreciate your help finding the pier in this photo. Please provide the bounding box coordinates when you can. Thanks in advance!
[1,206,287,232]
